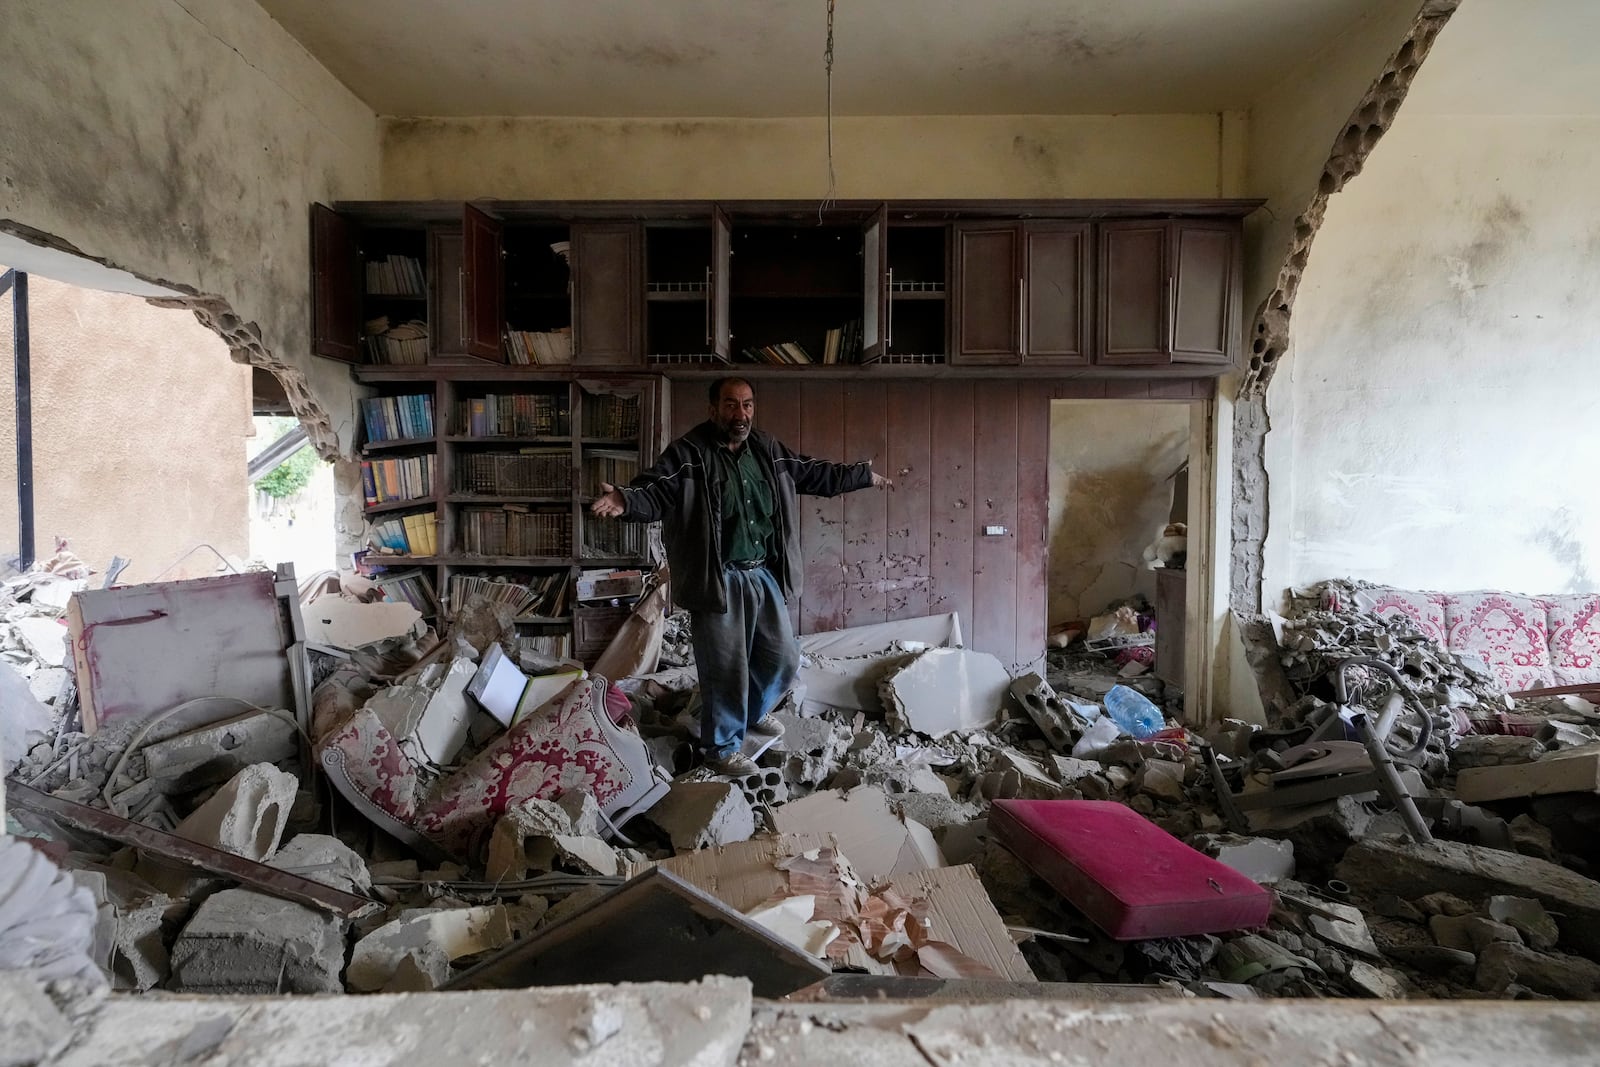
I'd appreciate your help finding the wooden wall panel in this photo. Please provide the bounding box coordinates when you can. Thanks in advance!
[1014,389,1051,668]
[971,382,1019,666]
[842,382,889,628]
[754,381,805,634]
[885,381,932,621]
[928,382,977,646]
[797,380,846,633]
[670,378,702,439]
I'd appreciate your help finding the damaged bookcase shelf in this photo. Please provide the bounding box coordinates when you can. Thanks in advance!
[355,368,658,664]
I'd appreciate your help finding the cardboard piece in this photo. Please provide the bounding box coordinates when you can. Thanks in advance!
[443,867,830,998]
[1456,744,1600,802]
[771,786,944,884]
[894,864,1036,982]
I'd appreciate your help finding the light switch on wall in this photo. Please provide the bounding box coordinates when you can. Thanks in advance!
[983,525,1008,536]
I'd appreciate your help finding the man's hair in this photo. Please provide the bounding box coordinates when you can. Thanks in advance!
[708,376,756,405]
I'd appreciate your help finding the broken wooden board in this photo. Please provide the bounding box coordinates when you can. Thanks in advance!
[442,867,830,998]
[893,864,1036,982]
[770,785,944,885]
[1456,745,1600,803]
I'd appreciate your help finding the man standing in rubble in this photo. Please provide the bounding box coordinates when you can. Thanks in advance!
[591,377,890,776]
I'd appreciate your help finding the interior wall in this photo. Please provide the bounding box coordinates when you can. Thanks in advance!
[1264,0,1600,601]
[0,274,251,581]
[1047,401,1189,626]
[383,115,1231,200]
[670,378,1049,670]
[0,0,381,455]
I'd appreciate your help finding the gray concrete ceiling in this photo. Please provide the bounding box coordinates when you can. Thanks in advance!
[256,0,1388,117]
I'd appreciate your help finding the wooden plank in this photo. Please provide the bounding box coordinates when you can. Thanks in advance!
[928,382,976,643]
[1014,389,1050,669]
[798,380,846,634]
[971,382,1019,665]
[885,381,932,621]
[841,381,889,628]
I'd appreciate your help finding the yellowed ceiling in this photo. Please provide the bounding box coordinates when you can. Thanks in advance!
[255,0,1392,117]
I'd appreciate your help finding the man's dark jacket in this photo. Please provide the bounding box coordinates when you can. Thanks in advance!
[617,421,872,613]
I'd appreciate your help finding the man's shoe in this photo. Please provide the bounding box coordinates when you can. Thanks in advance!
[705,752,759,777]
[748,716,785,740]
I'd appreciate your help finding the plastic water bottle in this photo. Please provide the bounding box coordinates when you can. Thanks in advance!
[1104,685,1165,739]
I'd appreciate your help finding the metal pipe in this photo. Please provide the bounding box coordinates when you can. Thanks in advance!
[12,271,33,568]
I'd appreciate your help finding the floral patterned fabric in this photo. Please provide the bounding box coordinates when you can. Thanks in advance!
[1546,594,1600,686]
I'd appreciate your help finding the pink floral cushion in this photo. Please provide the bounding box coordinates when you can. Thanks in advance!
[1349,587,1449,645]
[1442,592,1554,691]
[1546,594,1600,686]
[321,707,420,822]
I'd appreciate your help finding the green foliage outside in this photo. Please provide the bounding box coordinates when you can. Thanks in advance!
[253,416,323,499]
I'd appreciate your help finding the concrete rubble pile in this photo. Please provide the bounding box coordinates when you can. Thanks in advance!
[7,572,1600,1011]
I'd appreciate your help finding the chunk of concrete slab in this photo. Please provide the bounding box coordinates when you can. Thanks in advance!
[1337,838,1600,957]
[771,785,944,884]
[173,763,298,861]
[647,781,755,852]
[1430,915,1519,955]
[1049,756,1102,786]
[1306,900,1382,960]
[1456,743,1600,802]
[347,905,513,993]
[1134,759,1186,803]
[486,799,581,882]
[268,834,372,896]
[142,711,297,792]
[879,648,1010,738]
[557,789,603,837]
[1488,896,1560,951]
[1475,941,1600,997]
[168,888,346,994]
[1346,960,1405,998]
[14,616,68,666]
[1009,673,1078,752]
[990,749,1061,801]
[1193,835,1295,885]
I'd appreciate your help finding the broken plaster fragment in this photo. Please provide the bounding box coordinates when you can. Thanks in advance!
[879,647,1010,738]
[346,905,513,993]
[171,763,298,863]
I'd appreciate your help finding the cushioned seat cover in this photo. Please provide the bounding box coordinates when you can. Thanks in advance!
[991,799,1271,940]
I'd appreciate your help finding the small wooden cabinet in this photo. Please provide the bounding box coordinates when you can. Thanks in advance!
[571,223,643,366]
[1097,220,1239,367]
[951,221,1091,366]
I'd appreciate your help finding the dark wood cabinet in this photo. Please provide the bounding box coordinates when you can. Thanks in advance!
[430,229,466,359]
[311,203,360,362]
[571,223,642,366]
[953,221,1089,365]
[462,204,505,362]
[1097,219,1239,367]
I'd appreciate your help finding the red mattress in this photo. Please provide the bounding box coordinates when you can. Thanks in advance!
[990,799,1272,940]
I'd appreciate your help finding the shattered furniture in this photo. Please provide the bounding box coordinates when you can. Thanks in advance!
[319,675,669,861]
[990,799,1271,940]
[1336,584,1600,692]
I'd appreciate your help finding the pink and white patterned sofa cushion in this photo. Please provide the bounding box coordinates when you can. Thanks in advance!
[1349,587,1449,646]
[1441,592,1554,692]
[1546,594,1600,686]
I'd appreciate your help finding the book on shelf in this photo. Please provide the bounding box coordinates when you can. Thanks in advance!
[740,342,814,365]
[504,328,573,366]
[581,449,638,496]
[581,392,641,439]
[823,327,841,365]
[372,569,439,616]
[451,570,573,618]
[365,255,425,297]
[362,454,435,506]
[450,392,569,438]
[458,449,570,494]
[364,317,429,365]
[460,506,572,557]
[519,632,572,661]
[582,519,646,559]
[369,509,436,557]
[362,394,435,444]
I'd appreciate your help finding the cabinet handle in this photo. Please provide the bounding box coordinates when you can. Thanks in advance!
[704,266,712,346]
[1168,275,1177,352]
[886,268,894,349]
[1017,276,1025,359]
[458,268,467,345]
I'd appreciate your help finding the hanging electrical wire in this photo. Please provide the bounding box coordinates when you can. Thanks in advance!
[820,0,837,220]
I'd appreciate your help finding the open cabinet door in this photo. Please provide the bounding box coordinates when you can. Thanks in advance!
[311,204,360,362]
[711,205,732,361]
[860,204,888,361]
[463,203,505,361]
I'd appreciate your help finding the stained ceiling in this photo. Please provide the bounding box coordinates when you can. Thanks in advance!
[255,0,1389,117]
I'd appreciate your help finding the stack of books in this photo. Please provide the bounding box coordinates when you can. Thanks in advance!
[452,571,573,617]
[460,506,572,557]
[505,328,573,365]
[361,455,435,505]
[581,449,638,496]
[364,317,429,365]
[362,394,435,443]
[742,342,813,365]
[582,520,646,559]
[822,319,862,364]
[365,255,425,297]
[372,569,439,616]
[457,450,571,494]
[370,510,437,557]
[519,633,572,660]
[582,393,641,439]
[450,393,569,438]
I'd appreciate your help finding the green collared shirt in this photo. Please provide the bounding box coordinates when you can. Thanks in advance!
[717,444,775,564]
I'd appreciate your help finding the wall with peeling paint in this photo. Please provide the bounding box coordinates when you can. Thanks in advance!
[1265,3,1600,599]
[1048,401,1190,625]
[0,275,251,581]
[0,0,380,458]
[382,115,1230,200]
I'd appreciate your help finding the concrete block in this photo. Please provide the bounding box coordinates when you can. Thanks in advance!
[269,834,372,896]
[1450,734,1544,770]
[486,800,621,881]
[1345,960,1405,999]
[169,888,345,994]
[990,749,1060,800]
[1134,758,1186,803]
[173,763,297,861]
[347,905,513,993]
[1430,915,1519,955]
[1009,673,1078,752]
[1488,896,1560,951]
[647,782,756,852]
[1193,834,1295,885]
[142,712,297,792]
[0,974,70,1067]
[1475,941,1600,998]
[1048,756,1102,785]
[1456,744,1600,802]
[557,788,603,837]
